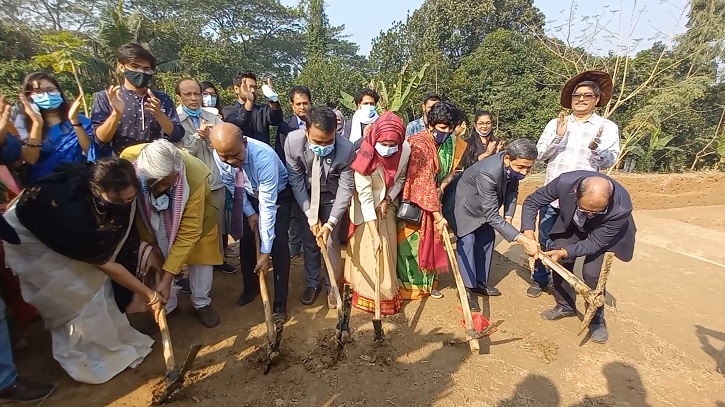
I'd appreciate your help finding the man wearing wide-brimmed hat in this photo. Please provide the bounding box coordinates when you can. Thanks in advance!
[527,71,621,302]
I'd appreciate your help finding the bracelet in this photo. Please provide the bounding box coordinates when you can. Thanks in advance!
[373,237,382,241]
[145,291,160,306]
[323,222,335,232]
[434,217,445,224]
[71,123,82,127]
[22,140,42,148]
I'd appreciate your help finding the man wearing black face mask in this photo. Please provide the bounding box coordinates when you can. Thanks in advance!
[520,171,636,344]
[91,43,184,156]
[443,139,540,311]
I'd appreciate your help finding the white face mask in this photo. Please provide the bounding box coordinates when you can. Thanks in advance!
[374,143,399,157]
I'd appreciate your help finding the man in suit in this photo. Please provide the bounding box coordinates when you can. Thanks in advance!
[443,139,540,312]
[521,171,636,344]
[284,106,356,308]
[222,70,283,146]
[277,86,312,258]
[174,78,236,274]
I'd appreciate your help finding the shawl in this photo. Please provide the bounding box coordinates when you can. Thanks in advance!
[350,111,405,190]
[14,162,134,265]
[349,107,380,146]
[134,160,187,257]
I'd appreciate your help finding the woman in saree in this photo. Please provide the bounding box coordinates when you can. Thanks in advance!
[397,101,467,300]
[345,112,410,315]
[15,72,92,183]
[2,158,164,384]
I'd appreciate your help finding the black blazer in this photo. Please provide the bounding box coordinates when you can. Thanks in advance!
[443,152,520,241]
[276,115,300,160]
[222,102,284,146]
[521,170,636,261]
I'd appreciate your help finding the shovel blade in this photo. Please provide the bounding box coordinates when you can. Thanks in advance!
[155,344,202,405]
[372,319,384,343]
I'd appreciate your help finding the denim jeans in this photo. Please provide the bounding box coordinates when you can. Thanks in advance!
[532,204,559,286]
[0,297,18,391]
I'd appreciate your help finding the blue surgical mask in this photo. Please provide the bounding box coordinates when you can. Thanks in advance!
[374,143,398,158]
[183,105,203,117]
[309,140,335,157]
[506,166,526,181]
[31,91,63,110]
[203,94,217,107]
[432,129,452,144]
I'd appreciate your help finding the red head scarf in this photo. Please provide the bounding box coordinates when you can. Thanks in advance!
[350,111,405,189]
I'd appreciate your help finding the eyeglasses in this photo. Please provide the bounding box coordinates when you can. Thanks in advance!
[29,87,59,95]
[576,202,607,217]
[572,93,597,101]
[476,121,492,126]
[127,63,155,74]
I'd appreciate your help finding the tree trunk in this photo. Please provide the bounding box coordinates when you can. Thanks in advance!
[70,60,88,116]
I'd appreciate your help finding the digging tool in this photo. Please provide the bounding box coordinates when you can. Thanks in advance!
[441,228,480,353]
[318,237,351,360]
[253,230,282,374]
[538,251,614,335]
[154,310,202,404]
[372,250,384,344]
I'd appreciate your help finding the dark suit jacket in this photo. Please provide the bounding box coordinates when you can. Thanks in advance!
[341,120,365,151]
[284,129,356,223]
[222,102,284,146]
[521,170,636,261]
[276,115,301,161]
[443,151,520,241]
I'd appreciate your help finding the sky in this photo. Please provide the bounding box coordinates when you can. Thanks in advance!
[280,0,690,56]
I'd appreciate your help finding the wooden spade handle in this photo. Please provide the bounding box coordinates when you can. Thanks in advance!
[441,228,480,353]
[157,309,176,373]
[254,231,276,344]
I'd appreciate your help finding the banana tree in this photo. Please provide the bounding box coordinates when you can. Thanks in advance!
[339,63,430,121]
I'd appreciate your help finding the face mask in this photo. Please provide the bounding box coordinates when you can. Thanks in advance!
[183,105,203,117]
[432,129,452,144]
[374,143,398,158]
[31,91,63,110]
[506,166,526,181]
[124,69,153,88]
[309,140,335,157]
[203,94,217,107]
[94,195,133,210]
[359,105,376,118]
[150,193,170,211]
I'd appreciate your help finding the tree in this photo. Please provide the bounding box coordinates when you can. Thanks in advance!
[0,0,100,31]
[33,32,91,114]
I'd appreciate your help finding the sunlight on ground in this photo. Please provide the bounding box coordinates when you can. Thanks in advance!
[198,335,238,358]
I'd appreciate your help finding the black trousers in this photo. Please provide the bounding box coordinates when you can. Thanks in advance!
[239,186,292,304]
[551,225,608,325]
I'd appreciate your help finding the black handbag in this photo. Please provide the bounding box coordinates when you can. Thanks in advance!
[397,199,423,226]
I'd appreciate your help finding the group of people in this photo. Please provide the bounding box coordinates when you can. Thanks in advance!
[0,42,636,403]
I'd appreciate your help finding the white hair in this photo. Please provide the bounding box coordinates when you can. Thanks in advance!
[136,139,183,179]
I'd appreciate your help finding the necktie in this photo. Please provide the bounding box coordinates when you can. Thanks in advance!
[308,154,321,227]
[230,170,246,240]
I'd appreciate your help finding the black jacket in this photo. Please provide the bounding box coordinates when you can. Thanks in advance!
[222,102,284,146]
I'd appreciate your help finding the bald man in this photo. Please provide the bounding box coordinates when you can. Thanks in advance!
[209,123,292,322]
[520,171,636,344]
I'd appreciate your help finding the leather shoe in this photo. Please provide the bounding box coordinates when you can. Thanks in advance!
[590,323,609,344]
[237,288,260,306]
[540,305,576,321]
[301,286,321,305]
[273,302,287,323]
[0,377,54,403]
[466,289,481,312]
[526,282,549,298]
[473,282,501,296]
[195,305,220,328]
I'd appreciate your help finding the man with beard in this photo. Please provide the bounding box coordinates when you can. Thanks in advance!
[222,71,283,147]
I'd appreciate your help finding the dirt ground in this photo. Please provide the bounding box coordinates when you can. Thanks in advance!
[12,172,725,407]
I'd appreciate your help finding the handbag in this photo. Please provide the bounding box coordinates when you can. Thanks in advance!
[397,199,423,226]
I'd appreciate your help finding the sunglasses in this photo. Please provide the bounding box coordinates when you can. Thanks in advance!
[576,201,608,217]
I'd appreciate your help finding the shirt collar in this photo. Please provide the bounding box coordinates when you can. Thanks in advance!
[568,112,601,125]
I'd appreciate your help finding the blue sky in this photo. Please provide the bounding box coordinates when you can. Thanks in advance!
[280,0,689,56]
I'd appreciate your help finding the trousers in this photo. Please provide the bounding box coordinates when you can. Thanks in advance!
[166,264,213,312]
[455,223,496,288]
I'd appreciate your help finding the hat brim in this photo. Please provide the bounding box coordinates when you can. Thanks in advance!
[561,70,613,109]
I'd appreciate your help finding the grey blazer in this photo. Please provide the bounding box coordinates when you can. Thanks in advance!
[284,129,356,223]
[443,151,520,241]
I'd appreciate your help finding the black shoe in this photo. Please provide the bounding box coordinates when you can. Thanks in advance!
[237,288,260,306]
[301,286,321,305]
[472,282,501,297]
[214,262,237,274]
[466,289,481,312]
[177,277,191,294]
[273,302,287,322]
[590,322,609,343]
[540,305,576,321]
[0,377,55,403]
[289,245,302,258]
[526,282,548,298]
